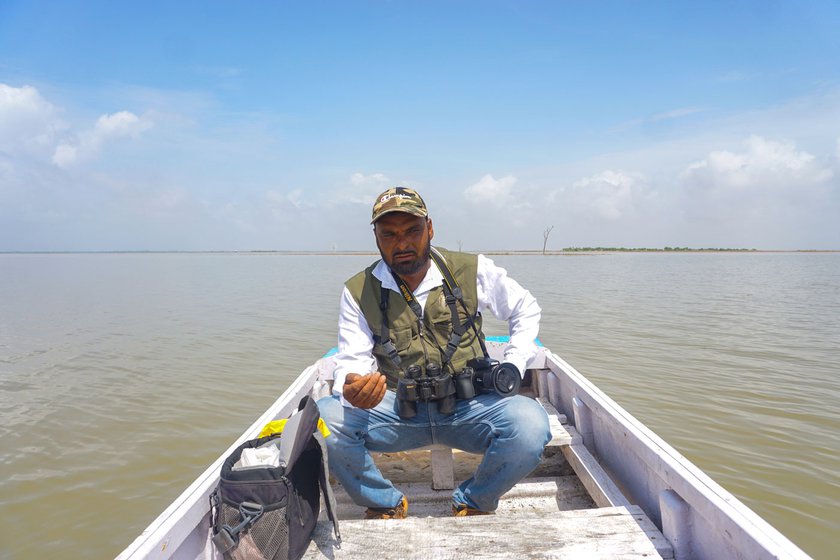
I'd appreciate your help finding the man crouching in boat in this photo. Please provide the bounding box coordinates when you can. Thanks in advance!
[317,187,551,519]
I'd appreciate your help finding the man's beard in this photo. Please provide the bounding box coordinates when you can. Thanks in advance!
[382,242,431,276]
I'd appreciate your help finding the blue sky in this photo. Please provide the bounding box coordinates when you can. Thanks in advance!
[2,1,839,251]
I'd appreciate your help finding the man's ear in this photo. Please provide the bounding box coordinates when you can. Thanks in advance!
[427,218,434,241]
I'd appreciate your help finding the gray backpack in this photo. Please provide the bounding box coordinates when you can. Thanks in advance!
[210,397,340,560]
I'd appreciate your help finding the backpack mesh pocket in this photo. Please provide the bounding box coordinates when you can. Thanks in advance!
[218,501,289,560]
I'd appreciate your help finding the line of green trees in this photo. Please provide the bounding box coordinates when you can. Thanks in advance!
[560,247,758,252]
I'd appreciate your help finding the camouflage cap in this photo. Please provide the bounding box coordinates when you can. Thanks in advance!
[370,187,428,224]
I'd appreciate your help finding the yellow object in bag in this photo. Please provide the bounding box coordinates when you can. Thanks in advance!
[259,418,331,438]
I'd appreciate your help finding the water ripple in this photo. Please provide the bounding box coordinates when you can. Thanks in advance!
[1,252,837,559]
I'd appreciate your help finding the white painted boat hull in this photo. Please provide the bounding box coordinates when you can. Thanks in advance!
[117,341,811,560]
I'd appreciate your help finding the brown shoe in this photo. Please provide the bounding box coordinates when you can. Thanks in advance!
[452,503,493,517]
[365,496,408,519]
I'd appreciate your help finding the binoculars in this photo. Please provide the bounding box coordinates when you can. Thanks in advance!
[395,362,456,419]
[395,358,522,419]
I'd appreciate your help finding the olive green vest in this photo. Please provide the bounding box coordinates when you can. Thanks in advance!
[345,247,485,389]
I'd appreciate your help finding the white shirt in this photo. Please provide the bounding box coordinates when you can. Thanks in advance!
[332,253,541,404]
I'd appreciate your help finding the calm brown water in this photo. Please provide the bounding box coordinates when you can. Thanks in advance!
[1,252,837,559]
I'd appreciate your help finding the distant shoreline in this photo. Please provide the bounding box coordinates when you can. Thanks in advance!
[2,249,839,255]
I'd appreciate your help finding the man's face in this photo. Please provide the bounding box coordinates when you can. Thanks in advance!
[374,212,434,276]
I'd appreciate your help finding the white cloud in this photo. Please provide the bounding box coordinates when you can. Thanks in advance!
[666,135,839,247]
[0,84,55,128]
[570,170,646,220]
[96,111,151,137]
[0,83,67,157]
[149,188,187,211]
[286,189,306,209]
[335,172,397,206]
[265,188,312,220]
[681,135,833,191]
[52,110,153,168]
[221,201,257,233]
[464,174,517,206]
[2,84,152,169]
[4,79,839,251]
[350,172,389,186]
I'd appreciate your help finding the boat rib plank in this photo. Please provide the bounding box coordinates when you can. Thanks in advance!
[305,505,670,559]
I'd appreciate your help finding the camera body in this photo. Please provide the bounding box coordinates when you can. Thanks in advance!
[395,362,456,419]
[454,357,521,399]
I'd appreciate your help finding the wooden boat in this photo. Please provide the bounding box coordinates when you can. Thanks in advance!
[117,338,811,559]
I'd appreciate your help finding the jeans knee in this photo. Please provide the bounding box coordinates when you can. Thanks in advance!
[316,395,352,455]
[315,395,341,422]
[507,397,551,449]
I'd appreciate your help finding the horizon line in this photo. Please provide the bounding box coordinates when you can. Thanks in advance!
[2,248,839,255]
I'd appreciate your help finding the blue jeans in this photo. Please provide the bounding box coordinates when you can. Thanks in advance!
[316,391,551,512]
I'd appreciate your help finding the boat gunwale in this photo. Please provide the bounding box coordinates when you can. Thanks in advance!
[543,350,811,560]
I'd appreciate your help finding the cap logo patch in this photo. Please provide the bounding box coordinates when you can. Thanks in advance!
[380,193,413,203]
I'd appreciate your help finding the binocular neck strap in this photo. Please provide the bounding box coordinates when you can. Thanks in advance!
[430,250,490,361]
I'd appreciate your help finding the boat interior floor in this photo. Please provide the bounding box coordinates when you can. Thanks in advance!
[305,396,674,559]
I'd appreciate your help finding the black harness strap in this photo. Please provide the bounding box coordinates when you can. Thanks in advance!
[430,250,490,360]
[376,284,403,368]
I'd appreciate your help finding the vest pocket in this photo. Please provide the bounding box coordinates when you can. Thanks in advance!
[429,315,454,339]
[390,324,414,352]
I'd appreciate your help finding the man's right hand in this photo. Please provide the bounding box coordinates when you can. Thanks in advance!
[343,372,387,409]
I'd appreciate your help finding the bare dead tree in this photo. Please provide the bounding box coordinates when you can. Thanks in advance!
[457,240,463,252]
[542,226,554,255]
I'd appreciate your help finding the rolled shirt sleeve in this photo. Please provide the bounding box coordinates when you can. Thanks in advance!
[475,254,541,376]
[331,286,378,401]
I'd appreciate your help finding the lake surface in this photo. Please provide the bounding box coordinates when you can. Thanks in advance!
[1,252,837,559]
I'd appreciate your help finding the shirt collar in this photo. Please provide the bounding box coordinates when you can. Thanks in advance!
[373,256,443,296]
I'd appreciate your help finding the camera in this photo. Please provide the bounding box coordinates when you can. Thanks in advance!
[395,362,456,419]
[454,357,521,399]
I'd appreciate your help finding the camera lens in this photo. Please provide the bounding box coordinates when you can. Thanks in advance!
[491,363,521,397]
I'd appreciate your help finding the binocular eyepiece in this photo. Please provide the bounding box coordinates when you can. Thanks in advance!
[395,358,522,419]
